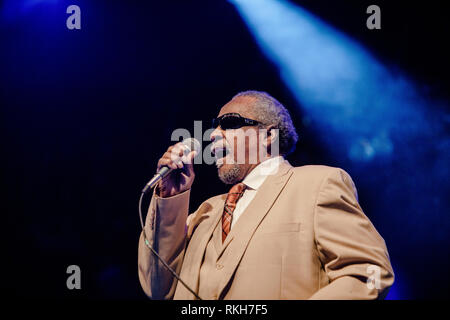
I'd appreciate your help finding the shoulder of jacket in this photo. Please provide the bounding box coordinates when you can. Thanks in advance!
[289,164,355,185]
[289,164,340,177]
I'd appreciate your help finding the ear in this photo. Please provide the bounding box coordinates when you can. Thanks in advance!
[263,125,279,155]
[266,125,278,143]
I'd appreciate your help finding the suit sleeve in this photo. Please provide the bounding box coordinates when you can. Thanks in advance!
[138,189,190,300]
[309,168,394,300]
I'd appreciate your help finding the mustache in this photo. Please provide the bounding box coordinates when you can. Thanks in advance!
[211,141,229,156]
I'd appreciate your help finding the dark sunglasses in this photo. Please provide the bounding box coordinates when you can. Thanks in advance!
[212,113,261,130]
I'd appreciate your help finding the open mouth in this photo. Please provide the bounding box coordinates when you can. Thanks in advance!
[212,145,229,159]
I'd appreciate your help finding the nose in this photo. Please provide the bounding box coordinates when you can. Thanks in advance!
[210,126,223,143]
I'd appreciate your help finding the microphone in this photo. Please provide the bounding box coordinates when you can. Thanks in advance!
[138,137,203,299]
[141,137,201,194]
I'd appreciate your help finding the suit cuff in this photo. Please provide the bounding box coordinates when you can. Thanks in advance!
[146,189,191,230]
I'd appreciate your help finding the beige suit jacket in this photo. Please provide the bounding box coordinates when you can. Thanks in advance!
[138,161,394,299]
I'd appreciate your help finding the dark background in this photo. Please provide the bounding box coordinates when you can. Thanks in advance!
[1,0,449,299]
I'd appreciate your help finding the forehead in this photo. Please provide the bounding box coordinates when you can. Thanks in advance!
[218,96,256,118]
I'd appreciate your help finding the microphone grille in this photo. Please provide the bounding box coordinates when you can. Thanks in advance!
[182,138,201,154]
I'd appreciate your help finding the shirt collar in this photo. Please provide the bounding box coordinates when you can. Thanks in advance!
[242,156,284,190]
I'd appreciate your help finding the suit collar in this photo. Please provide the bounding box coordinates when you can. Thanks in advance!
[242,156,285,190]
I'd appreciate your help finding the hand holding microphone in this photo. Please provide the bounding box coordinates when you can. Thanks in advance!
[138,137,203,300]
[142,138,200,197]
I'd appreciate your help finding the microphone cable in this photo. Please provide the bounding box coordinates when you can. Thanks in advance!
[138,191,203,300]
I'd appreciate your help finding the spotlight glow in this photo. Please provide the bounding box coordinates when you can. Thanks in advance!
[229,0,447,162]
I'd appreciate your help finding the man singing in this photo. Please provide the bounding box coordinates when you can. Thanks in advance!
[138,90,394,299]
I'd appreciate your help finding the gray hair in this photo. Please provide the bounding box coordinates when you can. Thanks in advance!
[232,90,298,155]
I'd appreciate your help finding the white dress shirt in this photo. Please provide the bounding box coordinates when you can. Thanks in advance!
[230,156,284,229]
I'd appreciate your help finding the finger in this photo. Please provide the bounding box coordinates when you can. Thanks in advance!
[158,156,178,170]
[166,147,183,162]
[166,142,183,156]
[176,159,184,169]
[161,147,186,170]
[181,150,197,164]
[182,150,197,175]
[190,150,198,165]
[157,160,177,171]
[170,144,187,162]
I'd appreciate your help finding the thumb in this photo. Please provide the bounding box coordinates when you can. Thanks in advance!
[183,150,197,175]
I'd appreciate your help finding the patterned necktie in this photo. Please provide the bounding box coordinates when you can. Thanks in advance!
[222,182,246,242]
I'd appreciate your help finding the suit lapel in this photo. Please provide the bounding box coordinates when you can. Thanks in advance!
[213,214,225,255]
[216,161,293,298]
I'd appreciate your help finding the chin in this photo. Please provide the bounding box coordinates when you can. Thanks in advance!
[217,163,244,185]
[216,163,227,176]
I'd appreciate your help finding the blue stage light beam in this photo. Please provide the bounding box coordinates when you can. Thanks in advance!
[229,0,448,163]
[230,0,450,300]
